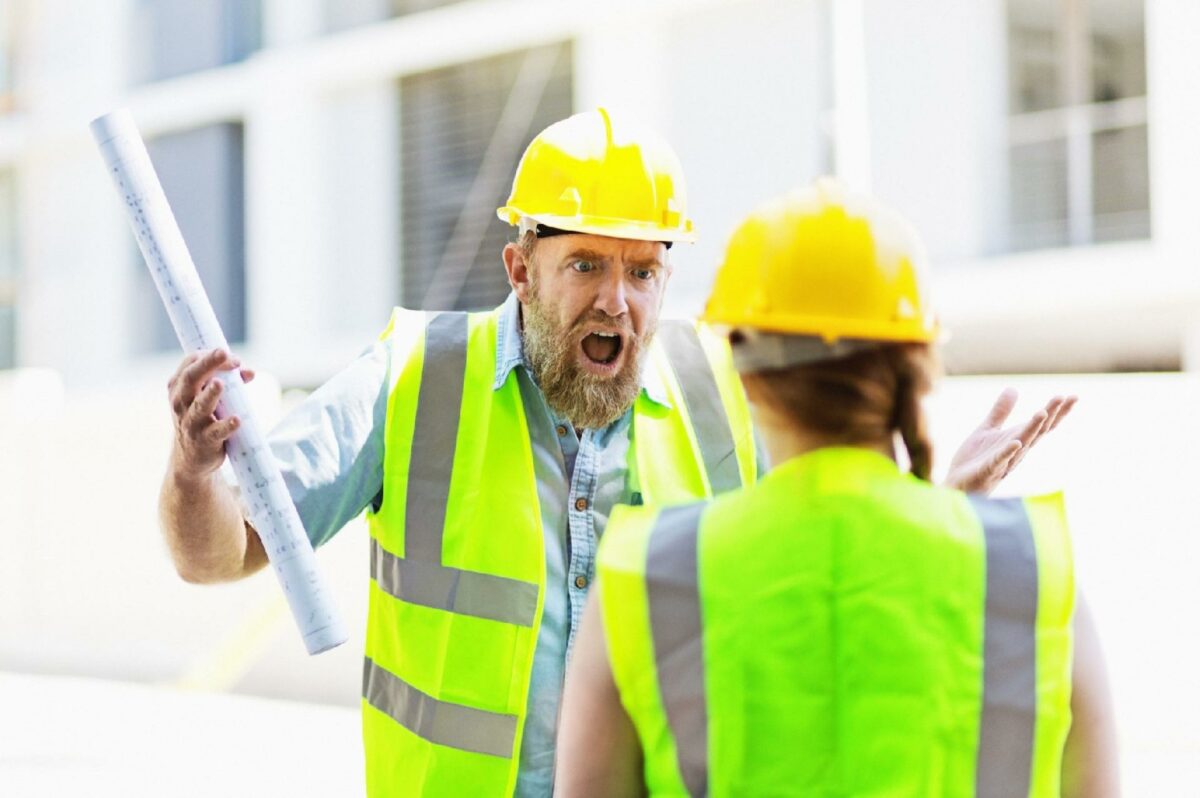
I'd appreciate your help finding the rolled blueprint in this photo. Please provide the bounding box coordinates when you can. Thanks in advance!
[90,109,347,655]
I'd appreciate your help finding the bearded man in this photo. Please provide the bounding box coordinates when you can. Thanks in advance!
[159,108,1074,797]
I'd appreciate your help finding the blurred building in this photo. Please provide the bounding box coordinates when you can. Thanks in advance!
[0,0,1192,388]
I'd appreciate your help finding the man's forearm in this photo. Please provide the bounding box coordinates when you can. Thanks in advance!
[159,453,263,583]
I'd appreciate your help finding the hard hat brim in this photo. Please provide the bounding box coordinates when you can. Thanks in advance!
[699,308,941,346]
[497,207,697,244]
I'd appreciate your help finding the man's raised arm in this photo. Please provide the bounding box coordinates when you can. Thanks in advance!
[159,348,268,583]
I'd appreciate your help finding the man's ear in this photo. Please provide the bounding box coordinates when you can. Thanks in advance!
[503,242,533,303]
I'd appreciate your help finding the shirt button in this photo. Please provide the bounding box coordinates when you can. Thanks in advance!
[574,497,588,511]
[555,425,567,437]
[574,575,588,589]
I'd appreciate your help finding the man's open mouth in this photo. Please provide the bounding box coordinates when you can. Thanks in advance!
[581,330,624,366]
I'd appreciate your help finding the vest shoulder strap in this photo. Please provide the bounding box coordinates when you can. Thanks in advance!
[637,320,756,503]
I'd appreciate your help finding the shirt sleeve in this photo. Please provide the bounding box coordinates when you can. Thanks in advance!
[259,338,391,549]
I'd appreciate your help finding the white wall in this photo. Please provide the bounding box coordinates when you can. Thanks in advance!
[0,369,367,706]
[0,672,362,796]
[658,0,831,317]
[863,0,1009,261]
[927,373,1200,794]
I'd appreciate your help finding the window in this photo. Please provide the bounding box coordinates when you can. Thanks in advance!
[133,124,246,353]
[1006,0,1149,251]
[130,0,261,83]
[399,42,573,311]
[0,172,16,369]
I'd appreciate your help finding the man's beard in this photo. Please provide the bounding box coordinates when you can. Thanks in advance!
[522,281,656,430]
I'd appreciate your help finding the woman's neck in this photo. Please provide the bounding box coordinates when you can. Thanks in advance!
[754,405,895,469]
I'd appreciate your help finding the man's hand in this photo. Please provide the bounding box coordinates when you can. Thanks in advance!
[167,349,255,481]
[945,388,1076,494]
[161,348,267,584]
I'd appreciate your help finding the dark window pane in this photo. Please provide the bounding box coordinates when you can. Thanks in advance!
[134,124,246,353]
[1092,124,1150,242]
[400,42,573,311]
[1007,0,1062,113]
[131,0,261,83]
[1009,138,1070,252]
[1091,0,1146,103]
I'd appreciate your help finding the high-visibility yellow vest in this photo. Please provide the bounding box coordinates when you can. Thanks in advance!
[600,447,1074,797]
[362,306,756,796]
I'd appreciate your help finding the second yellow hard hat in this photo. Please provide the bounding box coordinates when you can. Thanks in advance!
[702,180,939,344]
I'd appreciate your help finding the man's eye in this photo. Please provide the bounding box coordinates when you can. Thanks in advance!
[571,260,595,273]
[633,268,654,281]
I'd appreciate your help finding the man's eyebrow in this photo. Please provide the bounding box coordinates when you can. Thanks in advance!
[628,256,665,269]
[561,248,609,263]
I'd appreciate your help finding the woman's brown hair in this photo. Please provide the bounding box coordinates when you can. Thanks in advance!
[740,343,940,480]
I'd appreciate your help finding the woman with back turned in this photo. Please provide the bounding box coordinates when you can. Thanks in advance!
[555,182,1118,797]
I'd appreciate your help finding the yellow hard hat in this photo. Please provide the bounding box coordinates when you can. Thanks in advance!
[702,180,939,344]
[497,107,697,243]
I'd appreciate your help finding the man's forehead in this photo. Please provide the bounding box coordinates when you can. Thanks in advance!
[537,233,667,263]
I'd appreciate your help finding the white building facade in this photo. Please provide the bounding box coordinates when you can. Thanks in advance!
[0,0,1191,387]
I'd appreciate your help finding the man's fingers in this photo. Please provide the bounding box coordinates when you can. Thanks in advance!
[168,352,204,417]
[167,352,201,393]
[176,349,232,409]
[184,379,223,437]
[205,415,241,445]
[195,377,224,419]
[983,387,1019,428]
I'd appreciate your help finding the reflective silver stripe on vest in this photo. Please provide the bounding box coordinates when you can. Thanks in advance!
[404,311,469,563]
[968,495,1039,797]
[370,537,538,627]
[658,321,742,496]
[363,656,518,759]
[646,502,709,797]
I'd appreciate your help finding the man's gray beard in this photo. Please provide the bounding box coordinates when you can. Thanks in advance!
[522,287,654,430]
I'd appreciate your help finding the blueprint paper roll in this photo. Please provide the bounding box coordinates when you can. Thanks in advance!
[91,109,347,655]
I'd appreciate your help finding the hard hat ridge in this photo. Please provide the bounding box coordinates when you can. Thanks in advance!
[498,107,697,244]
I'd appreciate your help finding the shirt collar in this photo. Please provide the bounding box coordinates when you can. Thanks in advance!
[493,292,527,390]
[492,292,672,410]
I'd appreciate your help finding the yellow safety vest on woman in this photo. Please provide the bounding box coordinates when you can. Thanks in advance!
[599,447,1074,797]
[362,306,756,796]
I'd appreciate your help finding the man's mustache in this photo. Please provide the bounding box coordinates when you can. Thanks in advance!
[569,310,636,337]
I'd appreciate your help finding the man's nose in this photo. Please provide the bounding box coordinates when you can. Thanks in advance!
[593,269,629,318]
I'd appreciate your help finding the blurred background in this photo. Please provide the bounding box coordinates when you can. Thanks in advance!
[1,0,1197,794]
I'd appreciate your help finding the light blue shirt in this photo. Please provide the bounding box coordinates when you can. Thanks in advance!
[265,293,672,795]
